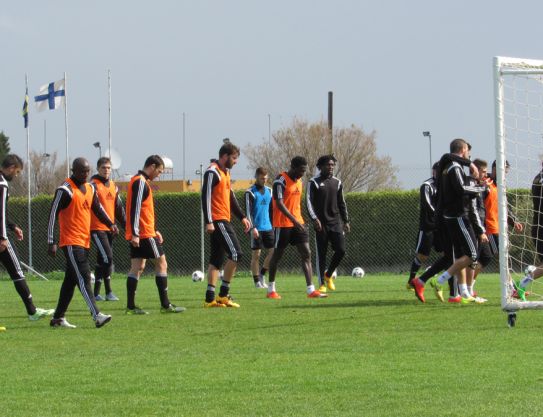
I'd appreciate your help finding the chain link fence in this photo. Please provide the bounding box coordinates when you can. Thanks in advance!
[5,188,521,278]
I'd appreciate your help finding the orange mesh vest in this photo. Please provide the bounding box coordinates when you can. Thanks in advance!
[90,178,116,231]
[273,172,304,227]
[59,179,93,248]
[209,162,231,222]
[126,174,156,240]
[484,177,499,234]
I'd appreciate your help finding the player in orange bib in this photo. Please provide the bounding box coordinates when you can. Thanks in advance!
[266,156,327,299]
[47,158,118,329]
[90,157,126,302]
[125,155,185,315]
[201,141,251,308]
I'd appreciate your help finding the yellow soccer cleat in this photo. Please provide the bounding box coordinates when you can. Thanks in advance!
[203,300,226,308]
[324,273,336,291]
[318,284,327,293]
[216,295,240,308]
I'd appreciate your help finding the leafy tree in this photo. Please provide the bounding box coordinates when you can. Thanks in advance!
[244,118,399,192]
[0,131,11,163]
[10,151,68,197]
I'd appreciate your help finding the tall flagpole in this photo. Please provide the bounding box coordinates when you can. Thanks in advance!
[64,71,69,176]
[25,74,33,268]
[108,69,112,157]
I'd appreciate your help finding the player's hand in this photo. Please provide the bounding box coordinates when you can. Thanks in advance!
[294,220,305,232]
[156,231,163,244]
[469,163,479,179]
[131,236,140,247]
[48,243,57,257]
[312,218,322,232]
[241,218,251,233]
[14,227,23,241]
[251,228,259,239]
[110,224,119,236]
[0,239,7,253]
[480,233,489,243]
[343,223,351,233]
[514,222,524,232]
[206,223,215,234]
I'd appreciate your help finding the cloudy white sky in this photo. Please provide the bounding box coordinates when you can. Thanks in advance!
[2,0,543,188]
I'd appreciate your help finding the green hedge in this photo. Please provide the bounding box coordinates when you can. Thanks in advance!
[5,189,534,275]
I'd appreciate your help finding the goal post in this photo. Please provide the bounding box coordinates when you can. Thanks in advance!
[494,56,543,317]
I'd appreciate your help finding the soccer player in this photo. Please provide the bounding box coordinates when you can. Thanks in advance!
[307,155,350,293]
[515,163,543,299]
[125,155,185,314]
[245,167,274,289]
[201,141,251,307]
[407,162,441,290]
[415,139,485,302]
[48,157,116,328]
[90,157,126,301]
[0,154,54,327]
[266,156,327,299]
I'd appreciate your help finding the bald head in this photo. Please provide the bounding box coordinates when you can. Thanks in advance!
[71,157,90,183]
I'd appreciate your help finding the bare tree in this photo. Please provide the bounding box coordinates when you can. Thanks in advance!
[245,118,399,192]
[10,151,68,197]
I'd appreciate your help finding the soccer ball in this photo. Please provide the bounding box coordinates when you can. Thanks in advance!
[191,270,204,282]
[352,267,365,278]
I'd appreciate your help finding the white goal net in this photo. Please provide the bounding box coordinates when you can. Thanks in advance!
[494,56,543,313]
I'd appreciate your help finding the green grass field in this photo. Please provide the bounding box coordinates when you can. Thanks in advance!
[0,273,542,417]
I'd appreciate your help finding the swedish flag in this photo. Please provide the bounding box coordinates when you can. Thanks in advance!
[22,88,29,128]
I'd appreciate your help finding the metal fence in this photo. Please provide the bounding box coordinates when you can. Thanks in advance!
[3,189,511,278]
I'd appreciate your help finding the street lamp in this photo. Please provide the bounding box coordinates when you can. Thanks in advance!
[93,141,102,159]
[422,131,432,171]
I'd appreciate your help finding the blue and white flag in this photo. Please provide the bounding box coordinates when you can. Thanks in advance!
[34,79,65,112]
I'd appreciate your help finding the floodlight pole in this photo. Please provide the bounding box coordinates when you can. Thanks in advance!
[328,91,333,154]
[423,131,432,170]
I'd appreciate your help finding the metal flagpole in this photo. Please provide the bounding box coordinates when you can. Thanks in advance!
[108,69,112,157]
[25,74,33,268]
[64,72,70,176]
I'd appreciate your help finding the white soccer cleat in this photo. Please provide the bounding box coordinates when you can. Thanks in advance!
[105,292,120,301]
[95,313,112,328]
[29,307,55,321]
[525,265,537,278]
[50,318,77,329]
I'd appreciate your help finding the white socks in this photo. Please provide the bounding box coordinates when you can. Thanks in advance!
[268,281,276,293]
[520,275,534,289]
[307,284,315,294]
[437,271,451,285]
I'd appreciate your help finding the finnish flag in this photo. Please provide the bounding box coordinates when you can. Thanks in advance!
[34,79,65,112]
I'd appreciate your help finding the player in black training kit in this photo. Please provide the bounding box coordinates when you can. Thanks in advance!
[407,162,442,290]
[307,155,349,292]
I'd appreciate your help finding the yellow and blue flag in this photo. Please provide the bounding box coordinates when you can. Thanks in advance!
[22,88,29,128]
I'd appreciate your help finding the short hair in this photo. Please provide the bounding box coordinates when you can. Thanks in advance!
[255,167,268,177]
[291,156,308,169]
[316,154,337,168]
[96,157,111,168]
[492,159,510,169]
[2,154,23,169]
[450,138,468,153]
[219,142,240,158]
[472,158,487,170]
[144,155,165,169]
[432,162,439,170]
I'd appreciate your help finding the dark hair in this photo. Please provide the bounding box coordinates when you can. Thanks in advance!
[2,154,23,169]
[472,158,487,170]
[450,138,468,153]
[219,142,240,158]
[492,159,510,169]
[96,157,111,168]
[144,155,165,169]
[432,162,439,170]
[316,154,337,168]
[291,156,308,169]
[255,167,268,177]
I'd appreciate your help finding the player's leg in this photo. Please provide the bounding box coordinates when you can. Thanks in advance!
[267,228,288,298]
[215,222,243,307]
[151,244,184,313]
[204,224,226,307]
[126,254,147,314]
[251,248,262,286]
[295,240,326,298]
[0,240,53,320]
[314,229,328,291]
[409,231,430,285]
[92,231,116,300]
[325,230,346,291]
[66,246,101,320]
[257,231,274,288]
[50,263,78,328]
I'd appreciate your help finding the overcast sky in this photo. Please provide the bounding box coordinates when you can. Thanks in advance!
[2,0,543,188]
